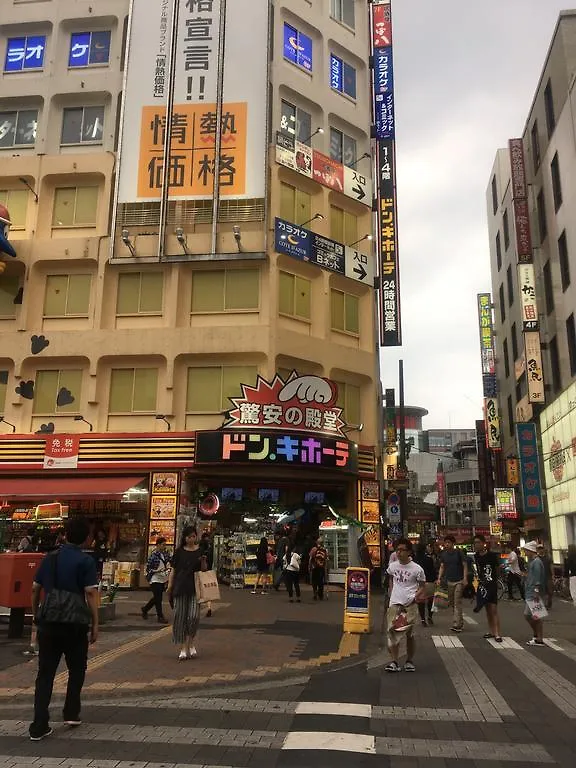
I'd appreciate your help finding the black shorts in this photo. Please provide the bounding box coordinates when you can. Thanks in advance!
[484,584,498,604]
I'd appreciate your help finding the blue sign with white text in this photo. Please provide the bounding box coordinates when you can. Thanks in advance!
[375,91,395,139]
[283,24,312,72]
[274,217,311,261]
[345,568,369,614]
[373,46,394,95]
[69,31,111,67]
[330,54,343,92]
[516,423,544,516]
[4,36,46,72]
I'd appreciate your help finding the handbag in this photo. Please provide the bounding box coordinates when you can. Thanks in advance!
[36,553,92,626]
[431,586,449,612]
[526,597,548,620]
[194,569,221,603]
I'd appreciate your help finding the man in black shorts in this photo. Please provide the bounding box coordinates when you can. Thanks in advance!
[473,534,502,642]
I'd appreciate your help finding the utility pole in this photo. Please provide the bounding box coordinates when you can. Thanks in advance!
[398,359,408,532]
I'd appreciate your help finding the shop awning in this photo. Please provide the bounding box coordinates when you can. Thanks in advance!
[0,476,147,499]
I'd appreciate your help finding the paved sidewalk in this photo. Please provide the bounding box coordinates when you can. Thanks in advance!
[0,583,368,699]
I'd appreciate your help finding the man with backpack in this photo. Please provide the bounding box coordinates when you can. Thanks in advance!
[309,536,329,601]
[141,537,170,623]
[436,535,468,633]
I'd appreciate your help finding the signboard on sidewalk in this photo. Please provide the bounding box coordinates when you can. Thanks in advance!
[343,566,370,634]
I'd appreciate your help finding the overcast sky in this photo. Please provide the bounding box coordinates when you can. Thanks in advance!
[381,0,570,429]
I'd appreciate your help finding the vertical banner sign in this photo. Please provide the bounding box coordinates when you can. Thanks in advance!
[148,472,180,559]
[476,419,495,511]
[525,331,545,404]
[477,293,495,374]
[114,0,269,255]
[506,458,520,486]
[494,488,518,520]
[517,263,539,331]
[508,138,533,263]
[484,397,501,450]
[372,1,401,347]
[515,424,544,516]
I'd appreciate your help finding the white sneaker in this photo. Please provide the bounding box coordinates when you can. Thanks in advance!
[188,646,198,658]
[178,650,187,661]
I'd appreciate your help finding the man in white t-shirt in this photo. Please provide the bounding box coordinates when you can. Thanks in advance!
[385,538,426,673]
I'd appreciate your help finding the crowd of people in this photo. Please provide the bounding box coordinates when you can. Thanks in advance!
[384,534,559,673]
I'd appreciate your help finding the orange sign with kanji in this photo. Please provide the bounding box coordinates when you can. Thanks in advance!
[137,102,247,198]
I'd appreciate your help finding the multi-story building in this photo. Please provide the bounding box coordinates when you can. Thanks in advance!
[0,1,382,577]
[486,10,576,558]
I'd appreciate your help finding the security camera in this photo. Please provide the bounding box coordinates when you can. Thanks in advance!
[121,229,130,244]
[175,227,185,244]
[233,225,241,242]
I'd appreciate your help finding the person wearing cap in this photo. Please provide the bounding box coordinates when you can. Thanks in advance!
[536,543,554,610]
[523,541,546,646]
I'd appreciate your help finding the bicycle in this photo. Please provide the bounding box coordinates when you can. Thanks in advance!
[496,576,524,601]
[553,574,572,601]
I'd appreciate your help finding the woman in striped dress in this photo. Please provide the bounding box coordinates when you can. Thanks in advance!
[167,526,207,660]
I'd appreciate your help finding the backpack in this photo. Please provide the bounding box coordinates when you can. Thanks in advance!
[313,547,328,569]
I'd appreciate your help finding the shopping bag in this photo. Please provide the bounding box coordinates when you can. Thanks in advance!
[195,570,221,603]
[526,598,548,620]
[431,586,449,612]
[390,607,411,632]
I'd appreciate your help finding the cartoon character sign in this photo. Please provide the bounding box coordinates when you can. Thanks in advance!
[345,567,370,614]
[0,204,17,263]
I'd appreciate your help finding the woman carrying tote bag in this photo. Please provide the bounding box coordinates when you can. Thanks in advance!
[167,526,207,660]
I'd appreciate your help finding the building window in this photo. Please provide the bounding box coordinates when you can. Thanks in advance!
[491,175,498,215]
[33,370,82,414]
[335,381,361,425]
[109,368,158,413]
[550,152,562,212]
[559,230,570,292]
[330,127,357,168]
[499,284,505,323]
[567,314,576,376]
[549,335,561,393]
[0,373,6,414]
[44,274,91,317]
[0,109,37,148]
[543,259,554,315]
[191,269,259,312]
[330,205,358,245]
[4,36,46,72]
[279,182,311,224]
[68,31,111,68]
[61,106,104,145]
[531,121,541,171]
[283,23,312,72]
[495,230,502,271]
[330,54,356,99]
[186,365,258,412]
[279,271,311,320]
[503,337,510,379]
[544,79,555,138]
[280,100,311,145]
[502,208,510,250]
[0,189,28,229]
[331,289,359,335]
[331,0,355,28]
[0,273,20,318]
[116,272,163,315]
[507,395,514,437]
[536,189,547,243]
[52,186,98,227]
[511,322,518,361]
[506,264,514,307]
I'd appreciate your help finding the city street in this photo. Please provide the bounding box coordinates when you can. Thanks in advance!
[1,590,576,767]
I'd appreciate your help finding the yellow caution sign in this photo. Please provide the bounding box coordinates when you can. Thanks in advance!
[343,566,371,634]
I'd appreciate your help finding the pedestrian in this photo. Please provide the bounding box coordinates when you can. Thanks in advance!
[284,544,302,602]
[253,536,270,594]
[436,535,468,633]
[414,542,437,626]
[536,543,554,610]
[92,530,108,581]
[309,536,329,600]
[273,531,289,591]
[473,535,502,642]
[141,537,170,623]
[199,531,214,617]
[385,538,426,673]
[564,544,576,604]
[166,526,207,660]
[505,544,525,600]
[523,541,546,646]
[29,517,99,741]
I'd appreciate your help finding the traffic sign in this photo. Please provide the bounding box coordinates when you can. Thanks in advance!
[345,247,375,285]
[344,166,369,203]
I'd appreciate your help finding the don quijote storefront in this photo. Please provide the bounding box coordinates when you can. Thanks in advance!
[0,432,195,587]
[0,373,379,587]
[190,373,380,586]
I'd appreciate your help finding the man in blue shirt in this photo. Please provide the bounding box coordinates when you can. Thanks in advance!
[29,518,99,741]
[523,541,546,646]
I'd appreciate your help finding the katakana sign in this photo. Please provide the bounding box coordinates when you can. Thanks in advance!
[224,372,346,437]
[515,424,544,516]
[195,430,358,473]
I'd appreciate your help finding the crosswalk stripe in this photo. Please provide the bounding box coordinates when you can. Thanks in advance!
[432,634,464,648]
[282,731,376,753]
[545,636,576,663]
[0,761,237,768]
[463,613,479,625]
[295,701,371,717]
[487,637,522,649]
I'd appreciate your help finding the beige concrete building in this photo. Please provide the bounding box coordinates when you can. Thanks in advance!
[0,1,381,568]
